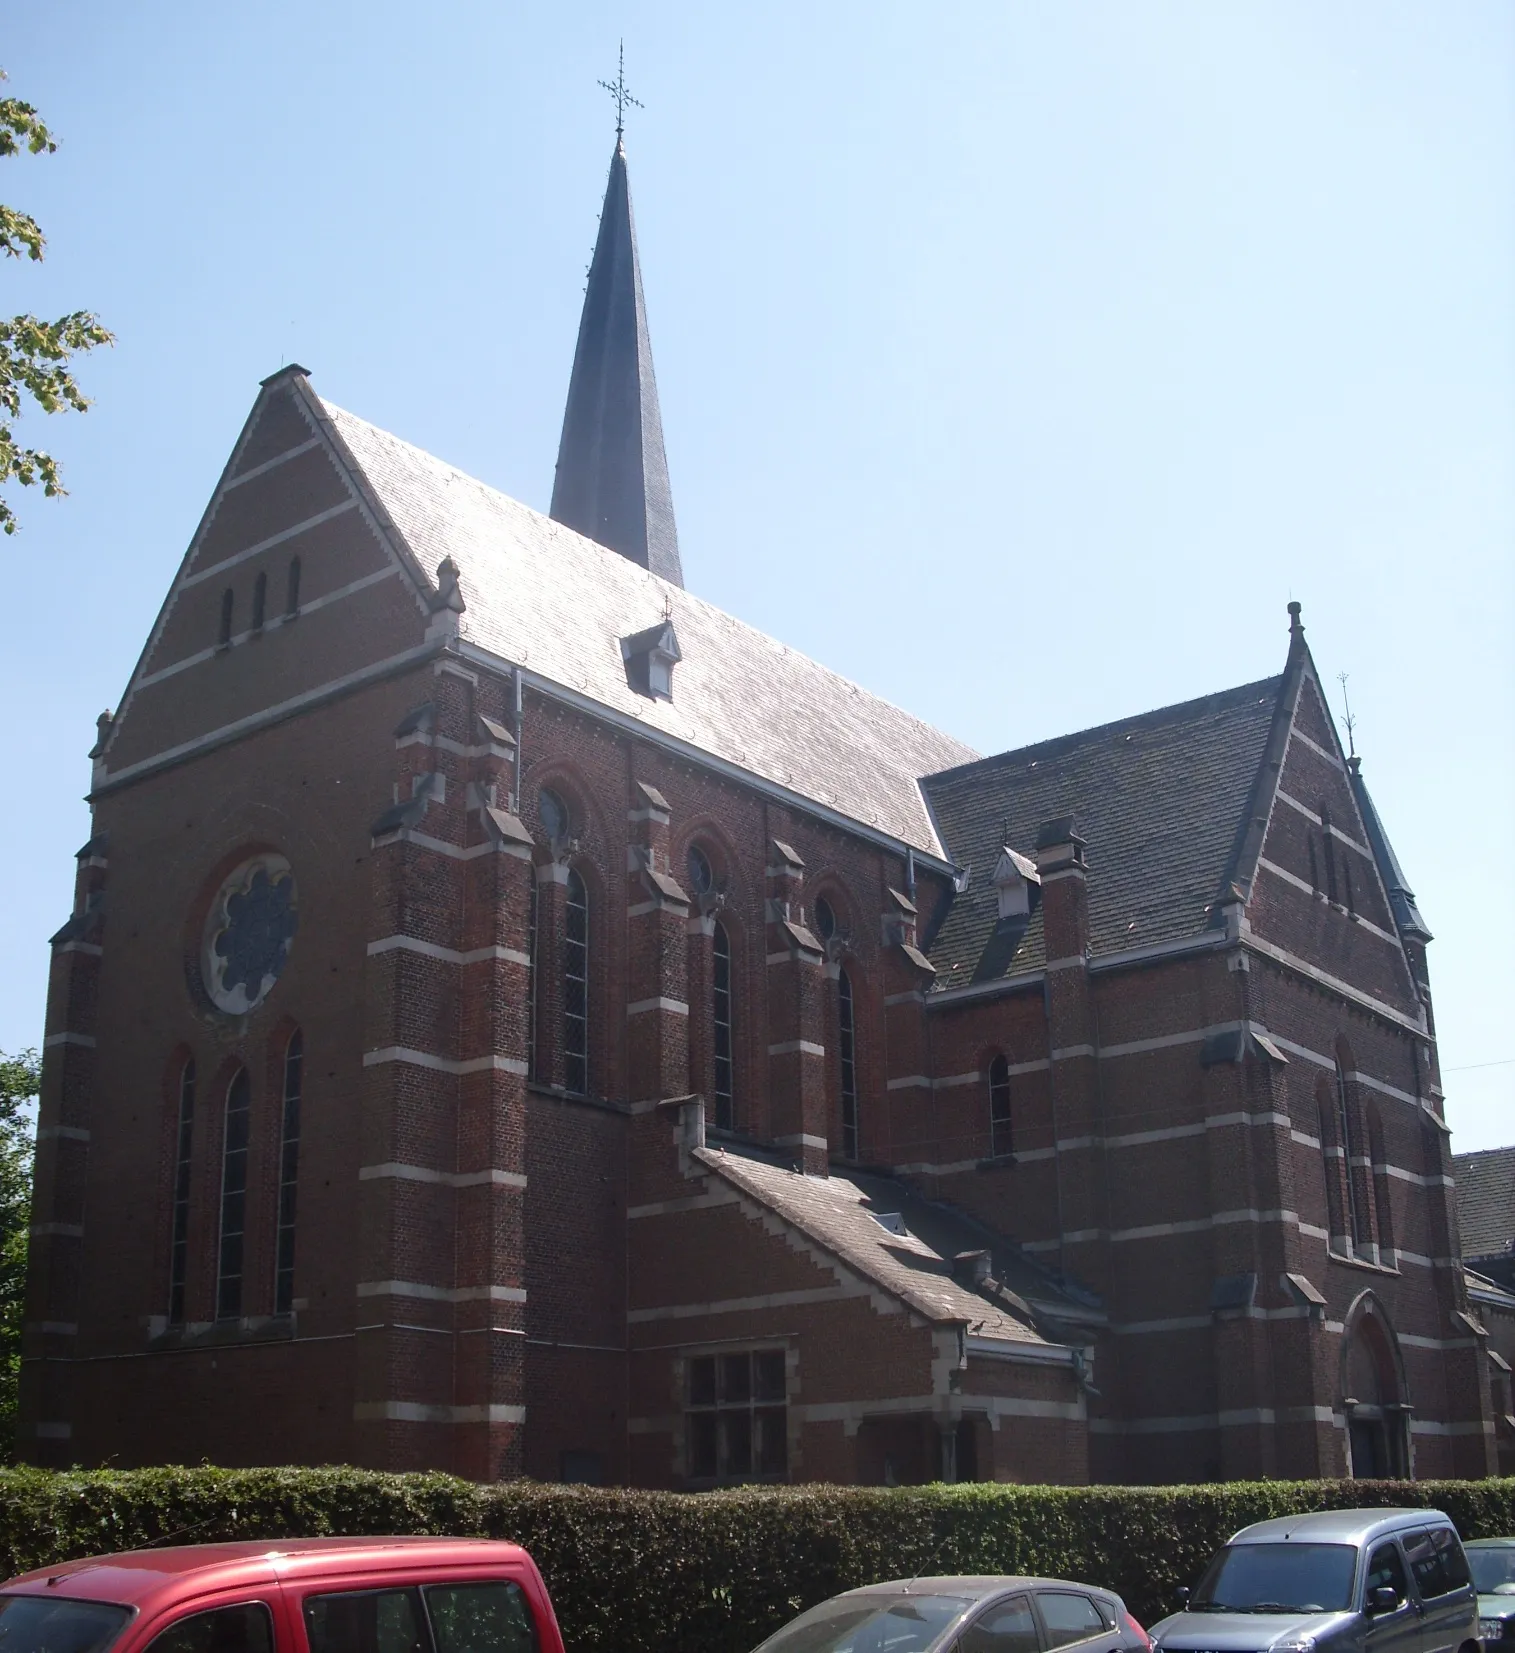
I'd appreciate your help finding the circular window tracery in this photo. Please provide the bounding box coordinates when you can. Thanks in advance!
[202,854,298,1016]
[687,843,714,896]
[538,787,569,843]
[813,896,837,940]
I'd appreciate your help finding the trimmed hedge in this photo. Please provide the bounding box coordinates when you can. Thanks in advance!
[0,1471,1509,1653]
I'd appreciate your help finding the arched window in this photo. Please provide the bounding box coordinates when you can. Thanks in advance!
[285,555,302,618]
[274,1030,303,1315]
[838,967,858,1159]
[1321,805,1340,904]
[989,1055,1013,1157]
[564,867,589,1095]
[168,1058,196,1324]
[1317,1091,1344,1243]
[1335,1054,1366,1251]
[251,570,267,631]
[1368,1104,1394,1266]
[712,921,734,1131]
[218,587,234,647]
[217,1067,251,1320]
[526,875,539,1081]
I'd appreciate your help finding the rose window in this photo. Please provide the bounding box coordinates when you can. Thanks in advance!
[203,854,299,1015]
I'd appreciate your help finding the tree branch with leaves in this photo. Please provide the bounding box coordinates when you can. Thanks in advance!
[0,70,111,535]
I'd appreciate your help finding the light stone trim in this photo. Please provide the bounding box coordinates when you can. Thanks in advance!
[886,1075,930,1092]
[1288,728,1346,770]
[30,1223,83,1238]
[1275,791,1374,858]
[768,1040,824,1057]
[379,829,528,863]
[55,942,103,957]
[353,1401,525,1425]
[1050,1044,1095,1062]
[1090,1405,1339,1435]
[356,1281,526,1303]
[627,1283,867,1324]
[628,898,688,918]
[43,1033,95,1049]
[1242,935,1423,1034]
[362,1047,528,1077]
[182,498,358,587]
[367,935,531,968]
[1257,858,1400,945]
[773,1132,828,1149]
[627,1190,741,1220]
[359,1162,527,1190]
[221,435,322,489]
[627,997,689,1018]
[37,1127,89,1143]
[1044,955,1088,973]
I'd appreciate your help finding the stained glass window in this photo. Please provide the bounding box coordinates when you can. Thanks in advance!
[564,869,588,1095]
[217,1068,251,1320]
[839,967,858,1160]
[168,1058,195,1324]
[713,921,734,1131]
[274,1030,302,1314]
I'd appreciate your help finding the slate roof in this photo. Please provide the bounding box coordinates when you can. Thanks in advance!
[550,142,683,586]
[321,398,977,856]
[694,1144,1087,1349]
[1453,1146,1515,1261]
[1350,760,1433,943]
[921,680,1283,988]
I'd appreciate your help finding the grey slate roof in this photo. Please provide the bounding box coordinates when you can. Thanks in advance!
[1453,1146,1515,1261]
[1350,760,1433,943]
[694,1144,1085,1349]
[322,398,977,855]
[920,680,1283,988]
[549,142,683,586]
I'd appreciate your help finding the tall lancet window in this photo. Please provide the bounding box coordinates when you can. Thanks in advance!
[251,570,267,631]
[1335,1056,1366,1250]
[838,967,858,1160]
[989,1054,1013,1157]
[526,877,539,1081]
[564,868,589,1095]
[218,588,234,648]
[168,1058,196,1325]
[217,1067,251,1320]
[712,921,734,1131]
[274,1030,303,1315]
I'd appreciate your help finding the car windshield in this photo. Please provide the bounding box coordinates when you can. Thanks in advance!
[1190,1544,1357,1614]
[0,1596,131,1653]
[755,1593,974,1653]
[1470,1550,1515,1595]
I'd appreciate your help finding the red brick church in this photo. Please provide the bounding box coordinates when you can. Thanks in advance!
[23,140,1502,1486]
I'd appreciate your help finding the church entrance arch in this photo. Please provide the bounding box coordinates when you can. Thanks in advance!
[1340,1291,1413,1478]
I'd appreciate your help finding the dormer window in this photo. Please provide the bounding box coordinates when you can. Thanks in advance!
[621,620,682,701]
[992,847,1040,921]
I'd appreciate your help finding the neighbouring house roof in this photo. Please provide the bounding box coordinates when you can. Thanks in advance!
[1454,1146,1515,1261]
[320,397,977,857]
[694,1143,1091,1351]
[920,679,1284,988]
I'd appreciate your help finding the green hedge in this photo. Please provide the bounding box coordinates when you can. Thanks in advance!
[0,1471,1509,1653]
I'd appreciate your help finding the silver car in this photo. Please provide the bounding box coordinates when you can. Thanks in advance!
[1151,1509,1478,1653]
[751,1575,1151,1653]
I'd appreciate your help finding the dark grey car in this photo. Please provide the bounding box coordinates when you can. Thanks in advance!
[751,1576,1150,1653]
[1150,1509,1478,1653]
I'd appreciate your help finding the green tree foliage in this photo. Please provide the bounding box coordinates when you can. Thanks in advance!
[0,71,112,534]
[0,1048,39,1459]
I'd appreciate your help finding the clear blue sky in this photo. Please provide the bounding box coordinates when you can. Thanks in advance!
[2,3,1511,1149]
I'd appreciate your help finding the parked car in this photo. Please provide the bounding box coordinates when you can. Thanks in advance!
[0,1536,563,1653]
[750,1575,1151,1653]
[1466,1539,1515,1648]
[1150,1509,1477,1653]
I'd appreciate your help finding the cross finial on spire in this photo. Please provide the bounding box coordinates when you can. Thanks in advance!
[599,40,643,141]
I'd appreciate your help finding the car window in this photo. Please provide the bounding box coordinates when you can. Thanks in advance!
[1404,1529,1473,1601]
[1036,1595,1107,1649]
[1365,1543,1410,1604]
[146,1605,273,1653]
[961,1596,1039,1653]
[0,1595,132,1653]
[755,1592,974,1653]
[422,1583,537,1653]
[1469,1549,1515,1594]
[303,1590,425,1653]
[1191,1543,1356,1612]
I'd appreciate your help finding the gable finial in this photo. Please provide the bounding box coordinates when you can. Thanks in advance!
[599,40,643,143]
[1287,599,1303,637]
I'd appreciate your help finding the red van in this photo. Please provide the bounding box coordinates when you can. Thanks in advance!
[0,1537,564,1653]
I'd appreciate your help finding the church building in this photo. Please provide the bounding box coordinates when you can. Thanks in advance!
[22,139,1502,1486]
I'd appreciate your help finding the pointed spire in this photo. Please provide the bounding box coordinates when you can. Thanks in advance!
[549,141,683,587]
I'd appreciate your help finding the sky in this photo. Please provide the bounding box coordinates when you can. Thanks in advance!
[1,3,1511,1150]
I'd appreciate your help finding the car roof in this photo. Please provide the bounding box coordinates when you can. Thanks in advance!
[2,1538,533,1608]
[1231,1509,1453,1547]
[838,1577,1122,1602]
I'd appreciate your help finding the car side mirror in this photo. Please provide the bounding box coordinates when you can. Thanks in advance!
[1369,1588,1400,1615]
[1176,1589,1190,1609]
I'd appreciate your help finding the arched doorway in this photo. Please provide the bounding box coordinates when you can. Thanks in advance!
[1340,1292,1413,1478]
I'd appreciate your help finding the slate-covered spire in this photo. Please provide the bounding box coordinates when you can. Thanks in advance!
[550,141,683,587]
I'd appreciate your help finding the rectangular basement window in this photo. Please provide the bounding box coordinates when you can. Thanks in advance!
[686,1348,787,1484]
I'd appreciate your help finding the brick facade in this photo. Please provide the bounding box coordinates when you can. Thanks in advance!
[19,373,1494,1486]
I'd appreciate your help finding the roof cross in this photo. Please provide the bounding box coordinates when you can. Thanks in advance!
[599,41,643,141]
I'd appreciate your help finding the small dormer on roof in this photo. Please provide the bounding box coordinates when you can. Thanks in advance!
[621,619,682,701]
[993,847,1041,920]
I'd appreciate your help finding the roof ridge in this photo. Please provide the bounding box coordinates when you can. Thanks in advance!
[923,674,1285,784]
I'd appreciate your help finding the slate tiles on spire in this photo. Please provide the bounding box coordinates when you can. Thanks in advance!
[550,142,683,586]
